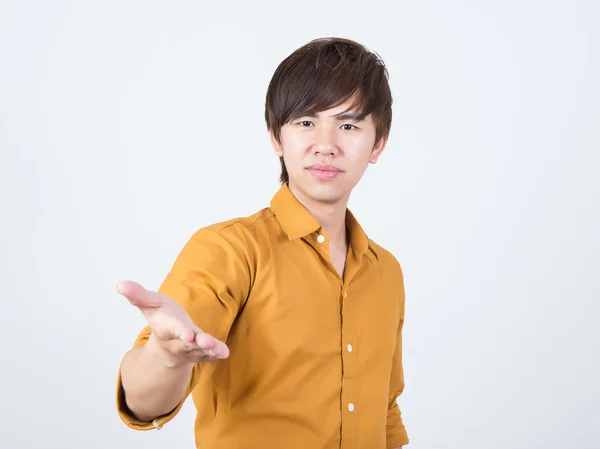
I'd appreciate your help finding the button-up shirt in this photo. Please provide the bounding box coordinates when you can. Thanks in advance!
[116,183,409,448]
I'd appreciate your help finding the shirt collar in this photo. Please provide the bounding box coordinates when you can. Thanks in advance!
[345,208,370,259]
[270,183,321,240]
[269,183,371,258]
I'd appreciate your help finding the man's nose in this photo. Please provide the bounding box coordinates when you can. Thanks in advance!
[313,126,339,157]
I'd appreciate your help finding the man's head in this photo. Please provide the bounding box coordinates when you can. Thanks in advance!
[265,37,393,204]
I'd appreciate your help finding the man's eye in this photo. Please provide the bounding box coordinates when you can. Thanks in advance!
[341,124,356,130]
[300,121,314,127]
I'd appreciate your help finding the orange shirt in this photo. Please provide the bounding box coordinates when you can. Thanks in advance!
[116,183,409,448]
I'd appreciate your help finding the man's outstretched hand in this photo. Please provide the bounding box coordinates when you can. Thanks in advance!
[117,280,229,367]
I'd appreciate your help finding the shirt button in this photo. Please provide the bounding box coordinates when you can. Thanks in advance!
[347,344,353,352]
[348,403,355,412]
[343,292,347,298]
[317,235,325,243]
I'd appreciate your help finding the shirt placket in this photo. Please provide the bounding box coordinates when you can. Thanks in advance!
[340,283,358,448]
[310,230,361,449]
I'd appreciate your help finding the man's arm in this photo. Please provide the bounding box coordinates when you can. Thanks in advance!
[386,265,409,447]
[116,227,251,429]
[120,334,195,422]
[117,278,233,427]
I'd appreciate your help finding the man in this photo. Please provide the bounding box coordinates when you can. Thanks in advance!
[116,37,409,449]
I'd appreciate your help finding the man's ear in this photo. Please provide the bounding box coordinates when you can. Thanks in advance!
[269,129,283,157]
[369,134,388,164]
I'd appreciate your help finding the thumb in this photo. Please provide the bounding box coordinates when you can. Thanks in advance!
[117,280,163,309]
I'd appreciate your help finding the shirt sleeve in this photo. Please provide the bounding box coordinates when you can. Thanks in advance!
[387,265,409,447]
[116,225,252,430]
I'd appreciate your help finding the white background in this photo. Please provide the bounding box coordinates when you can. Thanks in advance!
[1,1,598,448]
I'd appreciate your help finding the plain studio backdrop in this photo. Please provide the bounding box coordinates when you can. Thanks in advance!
[1,1,598,448]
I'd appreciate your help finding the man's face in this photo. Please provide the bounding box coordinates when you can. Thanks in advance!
[270,98,387,205]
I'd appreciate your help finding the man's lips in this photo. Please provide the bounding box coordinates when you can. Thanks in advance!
[305,164,342,172]
[306,165,343,180]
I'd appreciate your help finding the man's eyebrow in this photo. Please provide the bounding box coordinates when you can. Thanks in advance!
[334,111,364,121]
[299,111,364,121]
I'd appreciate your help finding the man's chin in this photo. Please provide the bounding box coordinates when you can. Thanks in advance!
[289,176,353,204]
[305,184,349,205]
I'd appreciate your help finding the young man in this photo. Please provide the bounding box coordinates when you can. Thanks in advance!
[116,37,409,449]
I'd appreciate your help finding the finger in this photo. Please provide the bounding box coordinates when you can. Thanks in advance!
[195,332,230,359]
[153,315,196,343]
[117,280,163,309]
[186,348,219,364]
[176,326,196,343]
[160,341,216,361]
[191,354,218,364]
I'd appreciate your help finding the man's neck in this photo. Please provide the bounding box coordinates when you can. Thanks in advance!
[288,183,349,248]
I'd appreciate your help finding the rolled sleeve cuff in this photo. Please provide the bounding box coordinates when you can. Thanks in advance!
[386,403,409,447]
[115,355,193,431]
